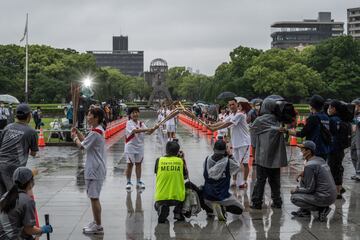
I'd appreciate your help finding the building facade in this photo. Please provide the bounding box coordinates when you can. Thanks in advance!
[271,12,344,49]
[348,7,360,40]
[88,36,144,77]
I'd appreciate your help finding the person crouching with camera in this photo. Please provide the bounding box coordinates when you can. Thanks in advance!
[250,98,288,209]
[203,139,243,221]
[154,140,188,223]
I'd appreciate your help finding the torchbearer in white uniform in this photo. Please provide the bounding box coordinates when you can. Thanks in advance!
[124,107,155,191]
[209,98,251,189]
[165,105,177,141]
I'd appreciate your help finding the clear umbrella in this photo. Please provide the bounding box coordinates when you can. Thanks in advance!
[0,94,20,104]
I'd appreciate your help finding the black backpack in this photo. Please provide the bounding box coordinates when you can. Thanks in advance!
[336,121,352,149]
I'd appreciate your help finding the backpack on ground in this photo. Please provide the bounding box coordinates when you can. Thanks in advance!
[182,181,202,218]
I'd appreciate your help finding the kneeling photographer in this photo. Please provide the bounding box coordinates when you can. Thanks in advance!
[250,96,291,209]
[154,140,188,223]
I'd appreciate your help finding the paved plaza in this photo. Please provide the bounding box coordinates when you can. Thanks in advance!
[29,118,360,240]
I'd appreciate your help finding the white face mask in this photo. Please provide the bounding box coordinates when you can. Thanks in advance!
[327,108,331,116]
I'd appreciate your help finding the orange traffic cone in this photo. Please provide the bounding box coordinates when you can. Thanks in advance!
[249,145,254,166]
[213,131,218,140]
[290,133,297,146]
[38,128,45,147]
[202,124,207,132]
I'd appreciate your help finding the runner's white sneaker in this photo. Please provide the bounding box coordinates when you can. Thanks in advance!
[83,223,104,234]
[126,182,133,191]
[136,181,145,189]
[82,221,95,230]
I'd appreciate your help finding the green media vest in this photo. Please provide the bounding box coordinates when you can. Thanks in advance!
[155,156,185,202]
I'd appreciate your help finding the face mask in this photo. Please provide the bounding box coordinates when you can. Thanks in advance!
[327,108,331,115]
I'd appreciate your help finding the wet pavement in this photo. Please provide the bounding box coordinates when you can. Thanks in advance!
[28,118,360,240]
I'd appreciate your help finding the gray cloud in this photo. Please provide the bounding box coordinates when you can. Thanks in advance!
[0,0,356,75]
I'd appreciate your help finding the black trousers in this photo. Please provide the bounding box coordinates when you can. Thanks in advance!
[327,150,345,185]
[154,200,183,217]
[251,165,282,206]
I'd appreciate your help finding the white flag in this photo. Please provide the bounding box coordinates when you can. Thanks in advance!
[20,14,28,42]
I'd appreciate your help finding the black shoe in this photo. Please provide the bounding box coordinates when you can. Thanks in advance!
[271,203,282,209]
[340,187,346,195]
[318,207,331,222]
[336,194,343,200]
[291,208,311,218]
[157,206,169,224]
[174,213,185,221]
[250,204,262,210]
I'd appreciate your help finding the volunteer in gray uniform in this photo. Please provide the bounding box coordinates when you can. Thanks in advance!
[0,167,53,239]
[290,141,336,222]
[0,104,38,196]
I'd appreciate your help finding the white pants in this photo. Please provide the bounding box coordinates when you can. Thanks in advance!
[233,146,249,186]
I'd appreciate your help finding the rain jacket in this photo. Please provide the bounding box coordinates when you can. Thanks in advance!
[250,99,288,168]
[203,154,239,201]
[203,154,240,180]
[293,156,336,205]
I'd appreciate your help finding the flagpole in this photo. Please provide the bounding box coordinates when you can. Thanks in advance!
[25,13,28,103]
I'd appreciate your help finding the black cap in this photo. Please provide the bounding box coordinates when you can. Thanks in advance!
[13,167,33,185]
[309,95,325,111]
[16,103,31,115]
[213,139,226,154]
[297,140,316,153]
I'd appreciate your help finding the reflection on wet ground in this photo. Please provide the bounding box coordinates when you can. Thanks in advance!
[30,118,360,240]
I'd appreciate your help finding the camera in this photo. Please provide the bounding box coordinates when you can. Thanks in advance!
[273,101,297,124]
[264,95,297,124]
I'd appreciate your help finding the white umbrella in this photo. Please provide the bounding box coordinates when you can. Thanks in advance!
[235,96,249,103]
[0,94,20,104]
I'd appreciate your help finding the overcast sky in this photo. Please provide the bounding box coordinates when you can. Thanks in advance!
[0,0,357,75]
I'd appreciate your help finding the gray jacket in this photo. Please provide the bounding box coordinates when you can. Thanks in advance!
[250,99,288,168]
[294,156,336,205]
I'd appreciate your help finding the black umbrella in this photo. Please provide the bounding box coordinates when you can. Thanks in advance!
[217,91,237,100]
